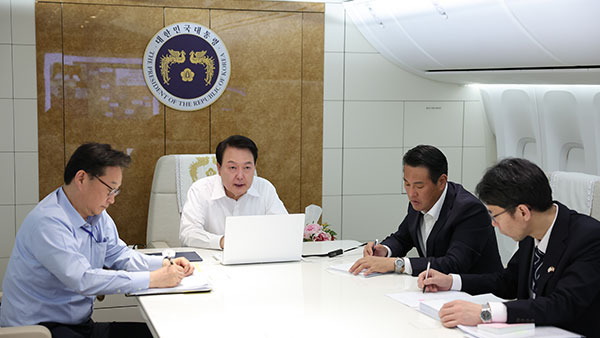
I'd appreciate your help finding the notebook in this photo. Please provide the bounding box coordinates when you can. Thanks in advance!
[221,213,305,265]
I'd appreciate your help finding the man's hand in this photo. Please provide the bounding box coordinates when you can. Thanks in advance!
[438,300,483,328]
[417,268,453,292]
[349,256,395,276]
[220,236,225,249]
[172,257,194,276]
[363,241,387,257]
[149,264,185,288]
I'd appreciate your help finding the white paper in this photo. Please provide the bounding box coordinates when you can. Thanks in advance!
[127,269,212,296]
[328,262,384,278]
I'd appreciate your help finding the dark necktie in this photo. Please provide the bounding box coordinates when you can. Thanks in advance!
[530,246,544,298]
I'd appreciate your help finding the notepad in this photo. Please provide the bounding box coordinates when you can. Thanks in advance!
[126,268,211,296]
[147,251,203,262]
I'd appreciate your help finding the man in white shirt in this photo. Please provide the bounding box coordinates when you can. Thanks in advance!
[418,158,600,337]
[179,135,288,249]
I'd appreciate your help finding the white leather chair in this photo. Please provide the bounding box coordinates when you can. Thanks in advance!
[549,171,600,221]
[146,154,218,248]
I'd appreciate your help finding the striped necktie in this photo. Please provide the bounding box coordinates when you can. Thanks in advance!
[530,246,544,298]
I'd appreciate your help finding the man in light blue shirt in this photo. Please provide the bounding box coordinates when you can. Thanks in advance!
[0,143,194,337]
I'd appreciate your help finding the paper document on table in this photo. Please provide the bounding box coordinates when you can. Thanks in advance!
[327,262,384,278]
[419,293,505,320]
[458,324,581,338]
[387,290,472,308]
[127,266,211,296]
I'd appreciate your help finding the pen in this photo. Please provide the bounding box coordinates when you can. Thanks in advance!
[423,261,431,293]
[372,239,379,256]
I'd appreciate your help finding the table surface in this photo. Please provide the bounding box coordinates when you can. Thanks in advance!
[137,241,462,338]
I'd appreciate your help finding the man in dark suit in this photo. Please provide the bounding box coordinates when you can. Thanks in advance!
[350,145,503,276]
[419,158,600,337]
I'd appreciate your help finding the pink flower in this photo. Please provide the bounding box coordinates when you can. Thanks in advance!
[313,231,332,241]
[304,223,322,240]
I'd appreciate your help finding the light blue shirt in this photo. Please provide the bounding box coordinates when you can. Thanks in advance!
[0,187,163,326]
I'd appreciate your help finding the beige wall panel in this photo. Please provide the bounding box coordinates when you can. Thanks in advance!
[164,8,211,155]
[43,0,324,13]
[36,3,65,200]
[62,4,164,244]
[301,13,323,213]
[210,10,303,213]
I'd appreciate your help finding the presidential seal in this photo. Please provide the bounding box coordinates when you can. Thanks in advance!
[143,22,231,111]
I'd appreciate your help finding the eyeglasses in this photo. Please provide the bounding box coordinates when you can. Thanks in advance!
[490,208,510,223]
[94,175,120,197]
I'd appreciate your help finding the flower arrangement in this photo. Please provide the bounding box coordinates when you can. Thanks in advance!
[304,223,337,241]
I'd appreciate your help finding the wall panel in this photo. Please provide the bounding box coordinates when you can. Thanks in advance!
[36,1,324,244]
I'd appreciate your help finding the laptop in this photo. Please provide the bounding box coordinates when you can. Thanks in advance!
[221,213,305,265]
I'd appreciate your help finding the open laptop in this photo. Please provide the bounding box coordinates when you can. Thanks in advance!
[221,213,305,265]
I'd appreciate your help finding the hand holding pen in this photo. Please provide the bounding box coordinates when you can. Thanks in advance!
[423,261,431,293]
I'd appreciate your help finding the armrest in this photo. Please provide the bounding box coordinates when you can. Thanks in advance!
[0,325,52,338]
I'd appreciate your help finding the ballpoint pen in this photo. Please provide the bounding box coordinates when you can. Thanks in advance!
[423,260,431,293]
[162,248,175,265]
[372,239,379,256]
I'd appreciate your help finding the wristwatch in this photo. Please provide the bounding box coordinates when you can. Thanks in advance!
[480,303,492,323]
[394,258,405,273]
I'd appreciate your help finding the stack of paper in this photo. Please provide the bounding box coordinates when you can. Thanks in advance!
[419,293,505,320]
[478,323,535,336]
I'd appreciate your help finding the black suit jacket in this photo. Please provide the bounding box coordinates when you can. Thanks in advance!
[381,181,503,276]
[461,202,600,337]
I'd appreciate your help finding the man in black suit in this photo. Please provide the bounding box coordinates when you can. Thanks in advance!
[419,158,600,337]
[350,145,503,276]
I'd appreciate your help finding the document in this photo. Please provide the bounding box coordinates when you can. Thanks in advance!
[328,262,385,278]
[387,290,473,308]
[127,268,212,296]
[458,324,581,338]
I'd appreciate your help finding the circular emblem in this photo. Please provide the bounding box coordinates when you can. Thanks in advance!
[143,22,231,111]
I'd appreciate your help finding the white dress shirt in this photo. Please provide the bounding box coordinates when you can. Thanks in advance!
[179,175,288,249]
[385,184,448,275]
[450,203,559,322]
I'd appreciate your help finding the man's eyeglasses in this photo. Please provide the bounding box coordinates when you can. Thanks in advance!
[94,175,120,197]
[489,208,510,223]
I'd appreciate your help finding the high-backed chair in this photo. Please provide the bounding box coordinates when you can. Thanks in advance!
[146,154,218,248]
[550,171,600,221]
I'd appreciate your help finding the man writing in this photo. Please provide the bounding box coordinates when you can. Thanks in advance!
[350,145,502,276]
[180,135,288,249]
[418,158,600,337]
[0,143,193,337]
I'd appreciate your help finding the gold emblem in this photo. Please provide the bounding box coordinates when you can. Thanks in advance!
[205,168,216,176]
[181,68,195,82]
[547,266,555,273]
[189,156,210,182]
[160,49,186,85]
[189,50,215,86]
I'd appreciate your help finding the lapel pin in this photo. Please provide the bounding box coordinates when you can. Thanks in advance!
[548,266,555,273]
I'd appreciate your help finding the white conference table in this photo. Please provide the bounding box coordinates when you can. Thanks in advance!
[137,241,462,338]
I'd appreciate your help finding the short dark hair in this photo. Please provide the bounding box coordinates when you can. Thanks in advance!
[64,143,131,184]
[475,158,553,212]
[403,145,448,183]
[215,135,258,165]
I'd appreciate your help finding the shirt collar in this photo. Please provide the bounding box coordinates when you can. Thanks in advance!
[421,183,448,223]
[534,203,559,253]
[210,175,261,201]
[57,187,100,228]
